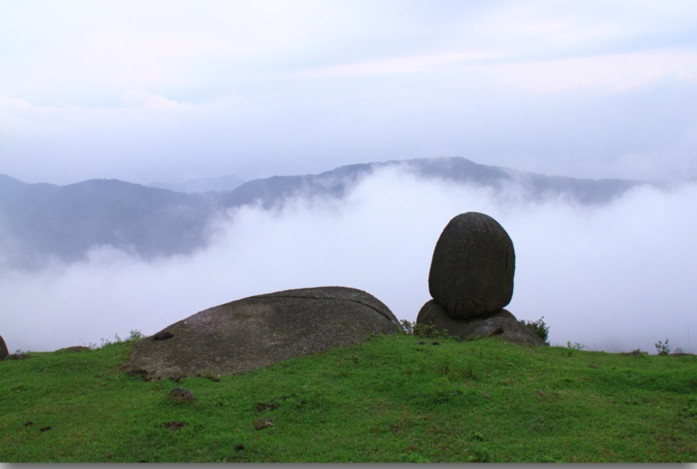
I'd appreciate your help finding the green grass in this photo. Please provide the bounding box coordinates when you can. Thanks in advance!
[1,334,696,462]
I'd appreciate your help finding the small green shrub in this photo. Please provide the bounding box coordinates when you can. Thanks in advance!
[566,341,586,350]
[399,319,414,335]
[399,320,451,339]
[90,329,146,350]
[655,339,671,355]
[413,323,452,339]
[522,316,549,344]
[127,329,145,341]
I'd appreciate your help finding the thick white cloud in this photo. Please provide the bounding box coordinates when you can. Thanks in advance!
[1,168,696,354]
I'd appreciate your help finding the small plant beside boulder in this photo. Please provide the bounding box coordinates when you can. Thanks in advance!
[400,319,452,339]
[521,317,549,345]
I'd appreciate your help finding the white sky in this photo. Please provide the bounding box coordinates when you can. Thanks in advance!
[2,0,697,184]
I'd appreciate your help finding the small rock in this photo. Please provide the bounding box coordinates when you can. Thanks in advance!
[40,426,52,432]
[235,444,245,451]
[168,387,195,402]
[254,418,274,430]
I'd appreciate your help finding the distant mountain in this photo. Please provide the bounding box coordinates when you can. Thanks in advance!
[216,162,378,209]
[216,157,640,208]
[0,157,643,270]
[0,175,219,270]
[147,174,245,193]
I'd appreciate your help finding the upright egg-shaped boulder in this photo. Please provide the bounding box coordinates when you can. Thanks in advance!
[428,212,515,318]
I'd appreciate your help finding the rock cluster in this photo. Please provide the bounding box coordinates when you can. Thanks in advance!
[417,212,544,345]
[123,212,542,380]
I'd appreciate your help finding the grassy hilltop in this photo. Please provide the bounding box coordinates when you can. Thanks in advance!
[1,333,696,462]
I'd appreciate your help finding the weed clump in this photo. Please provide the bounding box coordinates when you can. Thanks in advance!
[521,316,549,344]
[399,320,452,339]
[89,329,145,350]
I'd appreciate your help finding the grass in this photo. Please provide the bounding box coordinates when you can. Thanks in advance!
[1,334,696,462]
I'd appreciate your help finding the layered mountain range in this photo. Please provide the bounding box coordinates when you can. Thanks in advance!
[0,157,641,270]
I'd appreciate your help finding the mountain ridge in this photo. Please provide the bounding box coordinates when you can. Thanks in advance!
[146,174,246,193]
[0,157,645,270]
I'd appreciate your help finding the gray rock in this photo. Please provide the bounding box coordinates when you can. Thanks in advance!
[0,335,8,361]
[416,300,544,346]
[124,286,403,380]
[168,387,195,402]
[428,212,515,318]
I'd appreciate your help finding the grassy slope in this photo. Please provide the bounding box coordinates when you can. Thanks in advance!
[1,334,696,462]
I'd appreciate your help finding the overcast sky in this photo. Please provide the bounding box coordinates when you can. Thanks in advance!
[2,0,697,184]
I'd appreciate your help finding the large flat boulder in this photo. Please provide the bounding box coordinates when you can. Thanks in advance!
[416,300,544,346]
[124,286,403,380]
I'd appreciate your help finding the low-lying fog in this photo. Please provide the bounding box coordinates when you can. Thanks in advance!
[2,167,696,354]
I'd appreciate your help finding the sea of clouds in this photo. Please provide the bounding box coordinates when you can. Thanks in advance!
[2,166,696,354]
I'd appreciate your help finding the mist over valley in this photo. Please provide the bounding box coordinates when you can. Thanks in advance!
[1,157,695,355]
[0,157,641,270]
